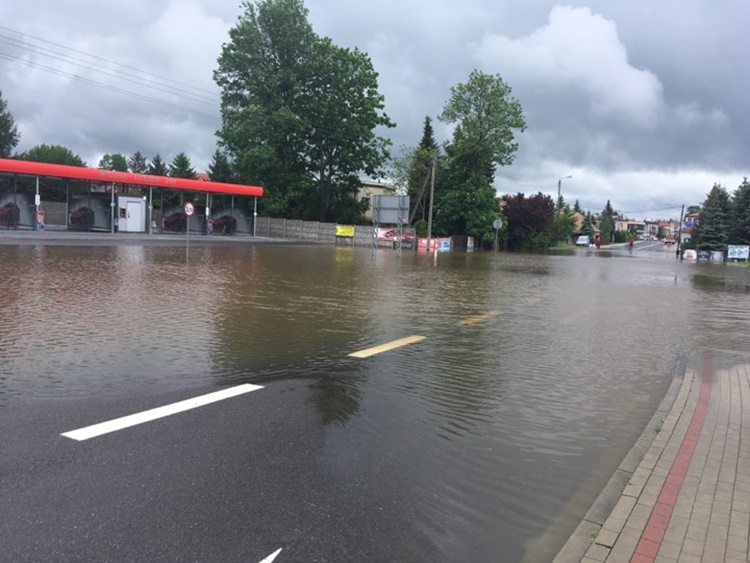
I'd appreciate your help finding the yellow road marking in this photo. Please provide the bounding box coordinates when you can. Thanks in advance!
[348,335,426,358]
[459,310,500,326]
[560,305,597,326]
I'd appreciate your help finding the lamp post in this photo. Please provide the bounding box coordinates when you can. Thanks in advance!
[557,175,572,209]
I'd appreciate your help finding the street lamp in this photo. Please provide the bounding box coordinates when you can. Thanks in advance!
[557,175,572,208]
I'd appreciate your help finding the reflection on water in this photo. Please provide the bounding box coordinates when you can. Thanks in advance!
[1,244,748,560]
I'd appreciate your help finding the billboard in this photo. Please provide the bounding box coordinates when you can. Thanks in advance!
[417,237,451,251]
[372,195,409,225]
[375,227,415,245]
[728,245,750,260]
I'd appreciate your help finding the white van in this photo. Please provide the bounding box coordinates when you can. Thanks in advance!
[575,235,591,246]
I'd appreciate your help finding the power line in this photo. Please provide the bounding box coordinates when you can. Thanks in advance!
[0,35,219,107]
[0,25,218,98]
[0,51,220,120]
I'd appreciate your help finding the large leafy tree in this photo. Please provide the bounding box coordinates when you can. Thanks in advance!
[729,177,750,245]
[19,143,85,166]
[693,183,730,250]
[435,70,526,241]
[215,0,393,222]
[0,89,20,157]
[98,153,128,171]
[18,144,86,201]
[501,192,556,250]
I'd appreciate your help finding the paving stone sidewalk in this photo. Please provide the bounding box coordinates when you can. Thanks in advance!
[558,359,750,563]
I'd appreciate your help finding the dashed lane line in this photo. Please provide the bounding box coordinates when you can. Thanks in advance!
[348,335,426,358]
[61,383,264,441]
[458,310,500,326]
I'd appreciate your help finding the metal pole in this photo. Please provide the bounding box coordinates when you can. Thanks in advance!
[148,187,153,234]
[110,182,115,234]
[677,204,685,258]
[253,197,257,237]
[426,154,436,251]
[35,176,40,231]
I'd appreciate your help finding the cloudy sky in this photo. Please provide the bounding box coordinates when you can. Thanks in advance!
[1,0,748,219]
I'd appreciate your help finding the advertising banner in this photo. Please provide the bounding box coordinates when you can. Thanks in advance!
[335,224,355,237]
[375,227,415,244]
[417,237,451,251]
[728,245,750,260]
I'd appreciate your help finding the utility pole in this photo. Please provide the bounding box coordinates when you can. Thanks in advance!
[426,153,436,251]
[557,175,571,210]
[677,204,685,258]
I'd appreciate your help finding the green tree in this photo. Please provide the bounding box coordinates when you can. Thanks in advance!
[729,177,750,245]
[573,199,582,214]
[0,89,20,157]
[18,144,86,201]
[98,153,128,171]
[407,117,439,223]
[215,0,393,222]
[20,143,86,166]
[435,70,526,241]
[128,151,149,174]
[168,152,196,179]
[598,200,615,242]
[207,150,235,183]
[581,211,595,237]
[501,192,556,250]
[694,183,730,251]
[551,205,578,246]
[148,154,168,176]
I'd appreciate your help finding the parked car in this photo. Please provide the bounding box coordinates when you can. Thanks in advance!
[664,236,675,245]
[575,235,591,246]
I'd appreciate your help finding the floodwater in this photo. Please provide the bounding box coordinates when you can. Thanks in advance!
[1,242,748,561]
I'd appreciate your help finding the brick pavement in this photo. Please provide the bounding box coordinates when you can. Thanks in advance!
[568,358,750,562]
[581,360,750,563]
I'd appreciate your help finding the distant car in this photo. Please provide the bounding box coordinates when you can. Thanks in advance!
[576,235,591,246]
[664,236,675,245]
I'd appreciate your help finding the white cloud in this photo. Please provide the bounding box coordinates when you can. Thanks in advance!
[473,5,663,128]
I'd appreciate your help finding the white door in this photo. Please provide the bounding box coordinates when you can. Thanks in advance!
[125,201,145,232]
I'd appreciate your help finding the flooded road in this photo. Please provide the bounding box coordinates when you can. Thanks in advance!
[1,242,748,561]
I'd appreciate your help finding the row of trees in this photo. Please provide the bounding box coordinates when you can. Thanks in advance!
[688,179,750,251]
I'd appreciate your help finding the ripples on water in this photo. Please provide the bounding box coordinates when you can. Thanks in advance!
[1,243,748,561]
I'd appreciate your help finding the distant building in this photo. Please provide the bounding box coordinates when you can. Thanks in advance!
[356,180,395,221]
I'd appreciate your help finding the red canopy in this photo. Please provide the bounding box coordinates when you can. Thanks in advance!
[0,157,263,197]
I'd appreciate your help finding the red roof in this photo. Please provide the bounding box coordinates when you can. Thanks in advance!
[0,158,263,197]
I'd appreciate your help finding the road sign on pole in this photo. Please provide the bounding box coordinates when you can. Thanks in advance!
[493,218,503,253]
[184,202,195,217]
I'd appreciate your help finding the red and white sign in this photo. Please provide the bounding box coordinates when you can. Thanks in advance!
[183,202,195,217]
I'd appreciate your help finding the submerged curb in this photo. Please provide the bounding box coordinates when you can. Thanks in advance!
[552,363,687,563]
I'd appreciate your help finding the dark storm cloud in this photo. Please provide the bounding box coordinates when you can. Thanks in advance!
[0,0,746,217]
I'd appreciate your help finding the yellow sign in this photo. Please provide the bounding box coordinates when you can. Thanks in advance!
[335,224,355,237]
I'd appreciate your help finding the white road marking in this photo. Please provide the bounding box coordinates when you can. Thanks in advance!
[348,335,426,358]
[458,310,500,326]
[258,548,282,563]
[61,384,264,441]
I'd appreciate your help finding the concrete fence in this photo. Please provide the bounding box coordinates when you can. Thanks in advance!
[254,216,392,247]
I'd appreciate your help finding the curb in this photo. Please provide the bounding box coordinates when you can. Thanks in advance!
[552,362,688,563]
